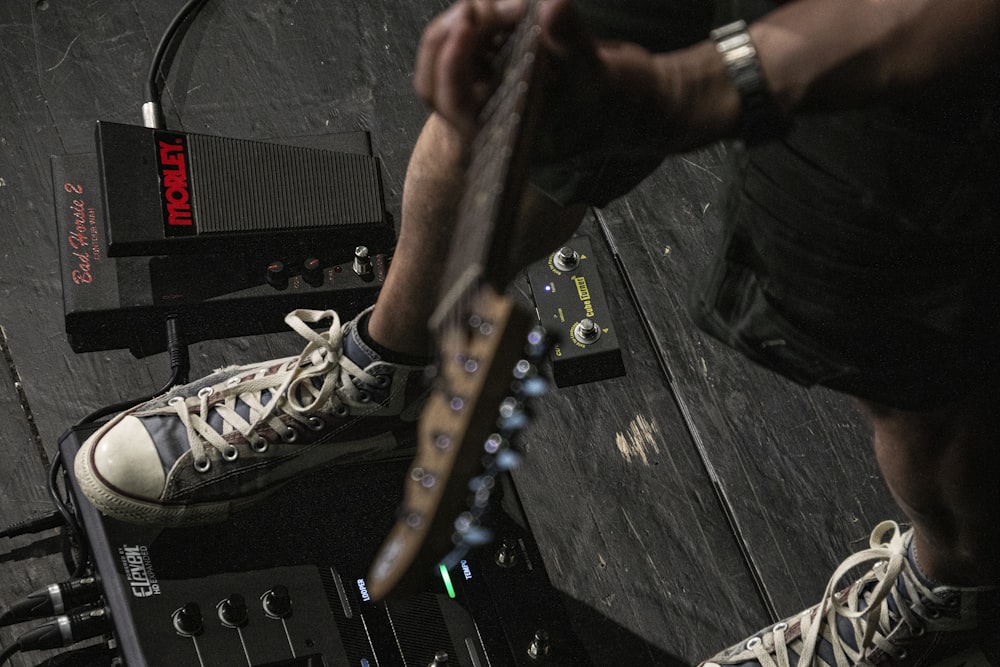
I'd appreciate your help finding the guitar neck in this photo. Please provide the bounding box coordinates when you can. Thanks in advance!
[431,1,547,332]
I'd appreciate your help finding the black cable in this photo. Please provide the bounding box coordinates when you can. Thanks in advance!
[0,576,103,627]
[48,451,88,578]
[0,510,64,539]
[13,607,111,653]
[144,0,212,127]
[51,318,187,576]
[77,316,189,426]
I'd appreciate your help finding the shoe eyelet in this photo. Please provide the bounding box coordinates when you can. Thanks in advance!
[222,445,239,461]
[333,404,349,417]
[306,416,326,432]
[358,390,371,403]
[227,377,240,387]
[282,426,299,443]
[251,440,269,453]
[374,374,390,388]
[194,457,211,473]
[772,622,788,632]
[745,637,762,650]
[168,396,185,406]
[198,387,213,399]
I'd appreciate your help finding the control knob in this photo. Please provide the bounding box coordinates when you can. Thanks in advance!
[172,603,203,637]
[217,593,249,628]
[261,585,293,619]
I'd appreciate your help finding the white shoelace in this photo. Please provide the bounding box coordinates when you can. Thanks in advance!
[747,521,926,667]
[162,309,379,470]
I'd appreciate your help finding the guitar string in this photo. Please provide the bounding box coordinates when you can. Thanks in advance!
[446,3,542,341]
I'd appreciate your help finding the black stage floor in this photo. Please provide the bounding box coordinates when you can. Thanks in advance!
[0,2,899,665]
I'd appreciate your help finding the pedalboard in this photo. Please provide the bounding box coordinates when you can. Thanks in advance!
[58,425,591,666]
[526,236,626,387]
[52,129,393,357]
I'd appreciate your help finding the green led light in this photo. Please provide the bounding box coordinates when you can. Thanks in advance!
[439,563,456,599]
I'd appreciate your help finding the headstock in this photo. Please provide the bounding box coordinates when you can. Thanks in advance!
[366,285,550,600]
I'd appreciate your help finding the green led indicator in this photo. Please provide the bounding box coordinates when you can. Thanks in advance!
[439,563,456,599]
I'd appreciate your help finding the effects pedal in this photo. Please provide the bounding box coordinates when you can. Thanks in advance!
[53,143,390,357]
[95,121,395,259]
[58,425,592,667]
[526,235,626,387]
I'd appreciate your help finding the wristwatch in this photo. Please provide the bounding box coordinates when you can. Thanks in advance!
[709,20,790,144]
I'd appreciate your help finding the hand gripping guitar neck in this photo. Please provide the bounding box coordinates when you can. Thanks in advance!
[366,2,552,601]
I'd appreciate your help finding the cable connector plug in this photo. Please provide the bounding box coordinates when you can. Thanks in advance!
[0,510,65,539]
[141,101,164,129]
[0,576,103,627]
[14,606,111,652]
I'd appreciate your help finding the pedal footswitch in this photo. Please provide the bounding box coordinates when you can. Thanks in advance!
[526,235,626,387]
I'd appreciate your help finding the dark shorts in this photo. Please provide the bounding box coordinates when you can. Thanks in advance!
[691,100,1000,410]
[535,2,1000,410]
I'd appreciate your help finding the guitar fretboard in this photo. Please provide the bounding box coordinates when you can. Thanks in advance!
[431,0,546,333]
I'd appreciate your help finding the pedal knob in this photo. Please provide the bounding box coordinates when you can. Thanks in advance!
[265,260,289,289]
[573,318,601,344]
[495,538,517,568]
[172,603,204,637]
[552,246,580,271]
[428,651,449,666]
[302,257,324,286]
[353,246,373,277]
[527,629,551,661]
[261,585,293,619]
[217,593,249,628]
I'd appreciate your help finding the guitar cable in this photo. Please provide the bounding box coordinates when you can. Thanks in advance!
[0,576,103,628]
[0,604,112,666]
[143,0,212,129]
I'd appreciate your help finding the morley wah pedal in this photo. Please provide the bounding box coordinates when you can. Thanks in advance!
[53,151,388,357]
[95,121,395,259]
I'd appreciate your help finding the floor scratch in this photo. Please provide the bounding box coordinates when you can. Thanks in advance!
[615,413,661,466]
[0,324,48,467]
[44,33,80,72]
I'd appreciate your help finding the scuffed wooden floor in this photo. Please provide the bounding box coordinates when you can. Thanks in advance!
[0,1,899,665]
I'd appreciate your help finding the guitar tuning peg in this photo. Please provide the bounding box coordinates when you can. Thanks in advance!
[483,433,505,454]
[497,410,529,433]
[497,396,529,432]
[461,526,494,547]
[515,376,549,398]
[468,475,496,492]
[494,448,523,471]
[513,358,533,379]
[524,326,554,360]
[472,485,492,508]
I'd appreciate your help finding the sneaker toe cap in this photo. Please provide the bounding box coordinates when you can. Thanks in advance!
[89,416,167,500]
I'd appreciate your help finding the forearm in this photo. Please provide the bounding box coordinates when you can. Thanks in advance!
[752,0,1000,112]
[647,0,1000,148]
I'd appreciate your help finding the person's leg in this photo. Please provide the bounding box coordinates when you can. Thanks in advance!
[702,389,1000,667]
[367,114,468,358]
[369,112,587,357]
[859,374,1000,587]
